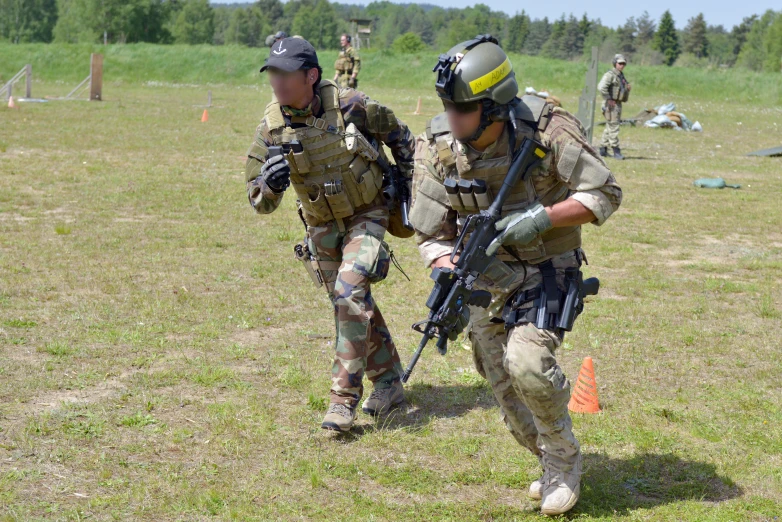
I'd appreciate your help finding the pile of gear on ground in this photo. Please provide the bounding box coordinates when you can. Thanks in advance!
[633,103,703,131]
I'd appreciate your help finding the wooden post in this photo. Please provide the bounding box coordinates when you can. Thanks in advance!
[25,64,31,98]
[89,53,103,101]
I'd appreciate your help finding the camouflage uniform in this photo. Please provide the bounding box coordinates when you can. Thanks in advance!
[246,82,415,408]
[334,45,360,89]
[598,68,629,149]
[410,97,622,474]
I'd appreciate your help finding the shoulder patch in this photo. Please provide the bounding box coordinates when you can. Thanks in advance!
[547,107,586,137]
[264,101,285,131]
[317,80,340,110]
[426,112,450,140]
[517,95,548,126]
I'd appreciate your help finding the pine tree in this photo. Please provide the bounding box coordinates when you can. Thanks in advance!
[522,17,550,56]
[683,13,709,58]
[541,15,567,59]
[635,11,656,45]
[505,11,530,53]
[560,14,585,59]
[578,14,591,41]
[731,15,757,59]
[616,16,636,55]
[653,10,681,65]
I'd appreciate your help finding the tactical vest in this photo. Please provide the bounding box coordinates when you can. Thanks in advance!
[607,69,629,102]
[334,48,354,73]
[426,95,581,262]
[264,80,384,226]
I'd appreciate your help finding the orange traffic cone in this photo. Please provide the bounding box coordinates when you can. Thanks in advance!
[8,96,18,109]
[201,109,209,122]
[568,356,601,413]
[413,97,422,115]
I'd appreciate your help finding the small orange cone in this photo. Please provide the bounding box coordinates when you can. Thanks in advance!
[8,96,18,109]
[413,97,422,115]
[201,109,209,122]
[568,357,601,413]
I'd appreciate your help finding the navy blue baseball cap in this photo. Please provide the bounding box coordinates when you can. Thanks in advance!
[261,37,319,73]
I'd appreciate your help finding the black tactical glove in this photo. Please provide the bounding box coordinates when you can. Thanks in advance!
[261,153,291,193]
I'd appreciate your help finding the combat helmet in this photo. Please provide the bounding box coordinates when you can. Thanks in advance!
[432,34,519,140]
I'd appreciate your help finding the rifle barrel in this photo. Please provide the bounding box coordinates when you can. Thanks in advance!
[402,331,432,383]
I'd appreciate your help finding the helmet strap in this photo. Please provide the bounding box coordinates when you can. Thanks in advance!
[467,99,514,142]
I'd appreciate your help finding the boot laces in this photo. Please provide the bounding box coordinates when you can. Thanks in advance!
[326,403,353,419]
[368,387,392,402]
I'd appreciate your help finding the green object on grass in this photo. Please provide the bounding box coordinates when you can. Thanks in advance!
[693,178,741,189]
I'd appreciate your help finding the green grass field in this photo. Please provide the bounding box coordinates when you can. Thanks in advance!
[1,44,781,520]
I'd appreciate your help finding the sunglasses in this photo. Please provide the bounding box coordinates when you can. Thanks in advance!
[442,100,481,114]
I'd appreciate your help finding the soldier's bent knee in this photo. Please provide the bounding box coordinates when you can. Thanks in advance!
[504,323,562,392]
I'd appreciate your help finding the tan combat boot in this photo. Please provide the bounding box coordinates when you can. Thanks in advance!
[528,456,547,500]
[321,403,356,432]
[361,380,404,416]
[540,457,582,516]
[528,470,549,500]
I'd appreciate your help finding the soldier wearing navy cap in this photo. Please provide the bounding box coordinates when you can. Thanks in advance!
[245,38,416,432]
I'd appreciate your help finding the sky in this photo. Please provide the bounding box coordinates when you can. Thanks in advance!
[210,0,777,30]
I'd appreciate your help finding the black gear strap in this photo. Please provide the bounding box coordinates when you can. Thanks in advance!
[500,251,594,338]
[500,260,560,331]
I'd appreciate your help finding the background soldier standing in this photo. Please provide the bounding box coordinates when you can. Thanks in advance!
[245,38,415,432]
[265,30,288,47]
[598,54,631,160]
[333,34,360,89]
[409,36,622,515]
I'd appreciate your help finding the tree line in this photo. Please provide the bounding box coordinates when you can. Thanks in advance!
[1,0,781,72]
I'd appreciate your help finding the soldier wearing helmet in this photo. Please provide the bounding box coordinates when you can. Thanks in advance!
[265,31,289,47]
[598,54,631,159]
[409,35,623,516]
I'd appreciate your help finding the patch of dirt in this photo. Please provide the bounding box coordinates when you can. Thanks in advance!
[597,288,628,300]
[2,344,43,365]
[113,213,157,223]
[27,370,139,413]
[661,233,780,270]
[0,213,34,222]
[230,327,288,348]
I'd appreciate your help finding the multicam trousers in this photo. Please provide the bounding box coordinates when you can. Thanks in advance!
[600,102,622,149]
[307,207,403,407]
[469,250,582,473]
